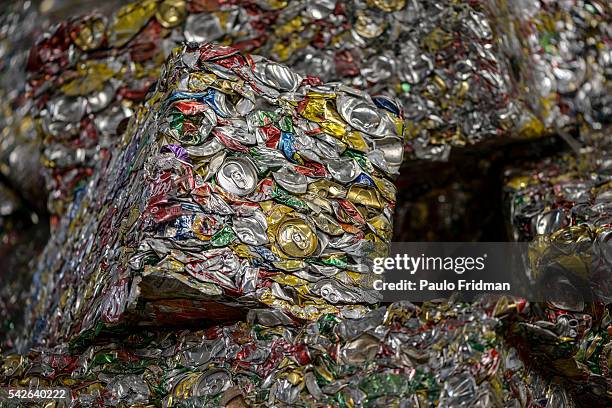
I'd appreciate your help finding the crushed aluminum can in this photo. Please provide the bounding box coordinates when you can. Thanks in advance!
[24,43,403,347]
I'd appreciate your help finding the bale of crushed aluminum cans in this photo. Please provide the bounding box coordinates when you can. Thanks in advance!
[27,1,169,219]
[25,42,403,347]
[25,0,547,223]
[488,0,610,133]
[3,300,572,407]
[495,237,612,405]
[0,0,129,354]
[0,1,131,345]
[256,0,545,161]
[1,0,125,214]
[0,1,52,353]
[0,0,48,210]
[505,142,611,243]
[501,139,612,405]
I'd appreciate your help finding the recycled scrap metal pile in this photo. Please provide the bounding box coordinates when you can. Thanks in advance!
[0,0,610,407]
